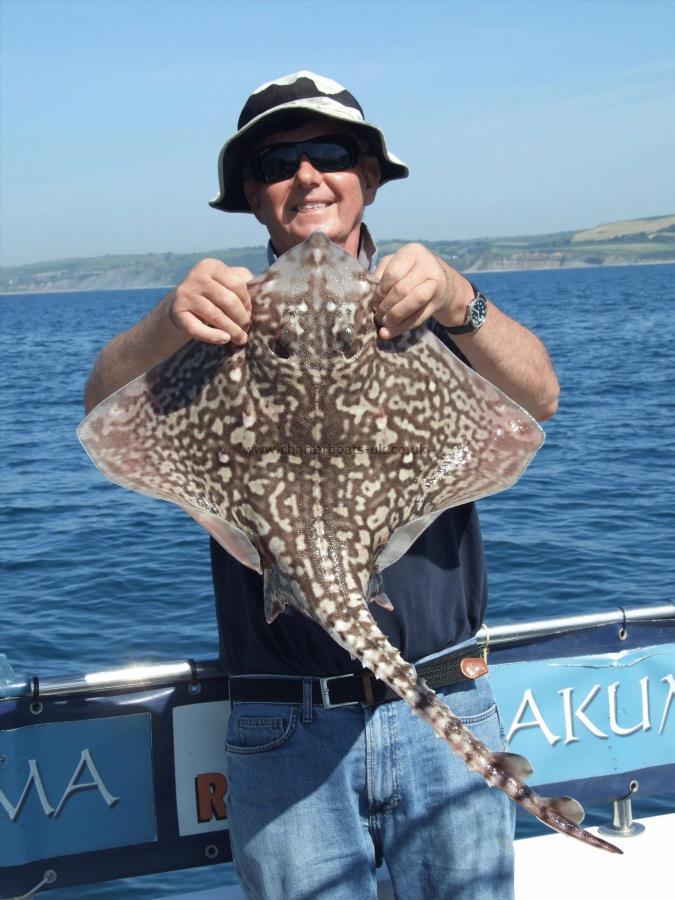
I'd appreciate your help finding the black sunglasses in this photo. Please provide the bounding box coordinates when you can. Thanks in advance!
[250,135,362,184]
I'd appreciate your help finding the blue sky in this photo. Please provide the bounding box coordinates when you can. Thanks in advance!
[1,0,674,266]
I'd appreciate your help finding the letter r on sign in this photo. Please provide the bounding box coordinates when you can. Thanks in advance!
[195,772,228,823]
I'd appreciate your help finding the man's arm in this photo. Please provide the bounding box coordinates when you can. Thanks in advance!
[84,260,253,413]
[374,245,559,421]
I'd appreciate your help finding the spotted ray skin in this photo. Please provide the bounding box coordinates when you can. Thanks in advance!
[78,232,620,854]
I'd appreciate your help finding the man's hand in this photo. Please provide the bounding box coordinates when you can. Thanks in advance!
[168,259,253,345]
[373,243,559,421]
[373,243,474,339]
[84,259,255,412]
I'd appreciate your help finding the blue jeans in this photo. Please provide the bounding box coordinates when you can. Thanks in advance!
[225,674,515,900]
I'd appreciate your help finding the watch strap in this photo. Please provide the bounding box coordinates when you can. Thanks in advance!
[446,283,488,335]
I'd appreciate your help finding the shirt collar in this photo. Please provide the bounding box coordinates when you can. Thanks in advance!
[266,223,378,272]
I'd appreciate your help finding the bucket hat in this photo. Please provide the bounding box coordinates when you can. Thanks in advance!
[209,71,409,213]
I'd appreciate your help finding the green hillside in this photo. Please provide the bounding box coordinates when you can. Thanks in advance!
[2,215,674,294]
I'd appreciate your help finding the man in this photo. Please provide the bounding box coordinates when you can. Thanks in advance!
[85,72,558,899]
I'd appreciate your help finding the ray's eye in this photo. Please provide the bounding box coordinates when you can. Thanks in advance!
[338,324,358,358]
[271,339,292,359]
[271,324,295,359]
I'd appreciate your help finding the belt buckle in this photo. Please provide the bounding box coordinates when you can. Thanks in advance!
[319,673,360,708]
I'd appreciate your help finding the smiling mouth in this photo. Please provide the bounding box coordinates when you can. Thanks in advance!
[293,201,333,212]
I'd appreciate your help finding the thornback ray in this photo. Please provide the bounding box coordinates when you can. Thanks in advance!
[78,231,621,854]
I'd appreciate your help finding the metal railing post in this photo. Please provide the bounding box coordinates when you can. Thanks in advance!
[598,781,646,838]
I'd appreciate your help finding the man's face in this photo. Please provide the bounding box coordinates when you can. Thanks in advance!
[243,120,380,258]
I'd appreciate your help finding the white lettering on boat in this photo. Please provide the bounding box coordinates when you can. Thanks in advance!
[659,674,675,735]
[608,676,651,736]
[506,675,674,746]
[559,685,608,744]
[0,749,119,822]
[508,689,561,746]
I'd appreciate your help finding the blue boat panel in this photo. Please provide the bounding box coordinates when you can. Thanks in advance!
[0,833,231,898]
[514,763,675,813]
[490,643,675,785]
[0,715,156,866]
[0,677,233,897]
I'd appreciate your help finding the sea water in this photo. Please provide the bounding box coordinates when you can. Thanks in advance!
[1,263,674,897]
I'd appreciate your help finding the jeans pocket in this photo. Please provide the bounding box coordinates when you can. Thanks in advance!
[225,704,297,755]
[458,702,497,725]
[437,678,499,725]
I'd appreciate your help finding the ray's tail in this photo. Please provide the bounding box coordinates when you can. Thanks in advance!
[328,605,622,855]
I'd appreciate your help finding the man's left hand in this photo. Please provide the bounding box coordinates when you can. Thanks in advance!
[373,243,475,339]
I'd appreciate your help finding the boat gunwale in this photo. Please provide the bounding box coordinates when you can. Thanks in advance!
[1,601,673,700]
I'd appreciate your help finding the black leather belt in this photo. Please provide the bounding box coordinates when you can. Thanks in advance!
[228,646,483,709]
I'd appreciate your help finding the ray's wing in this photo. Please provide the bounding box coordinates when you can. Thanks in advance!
[78,339,262,571]
[409,328,544,503]
[352,327,545,569]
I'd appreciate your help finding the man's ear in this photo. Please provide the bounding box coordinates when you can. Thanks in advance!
[362,156,380,207]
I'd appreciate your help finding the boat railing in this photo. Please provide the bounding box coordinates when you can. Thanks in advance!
[1,601,673,700]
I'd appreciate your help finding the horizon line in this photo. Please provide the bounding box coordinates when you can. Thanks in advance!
[2,213,673,270]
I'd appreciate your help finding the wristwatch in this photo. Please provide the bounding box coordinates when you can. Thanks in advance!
[446,285,488,335]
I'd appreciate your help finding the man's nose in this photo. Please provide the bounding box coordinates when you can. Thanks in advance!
[295,154,322,186]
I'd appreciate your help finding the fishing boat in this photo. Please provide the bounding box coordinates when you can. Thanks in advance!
[1,602,673,899]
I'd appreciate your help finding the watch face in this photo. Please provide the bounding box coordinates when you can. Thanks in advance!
[470,294,488,327]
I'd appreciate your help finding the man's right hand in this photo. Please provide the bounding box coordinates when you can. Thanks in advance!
[84,259,255,412]
[168,259,253,345]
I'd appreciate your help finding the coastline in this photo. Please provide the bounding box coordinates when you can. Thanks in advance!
[465,258,675,275]
[1,258,674,296]
[0,284,175,297]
